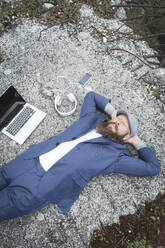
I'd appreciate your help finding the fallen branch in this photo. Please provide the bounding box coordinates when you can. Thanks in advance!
[160,53,165,67]
[38,25,56,41]
[143,54,164,58]
[125,0,152,4]
[131,64,143,72]
[37,20,67,41]
[145,61,160,66]
[111,23,127,34]
[150,44,165,48]
[122,14,165,22]
[110,4,165,8]
[107,48,156,69]
[138,71,149,81]
[137,32,165,40]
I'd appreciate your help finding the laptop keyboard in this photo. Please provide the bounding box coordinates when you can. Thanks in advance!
[6,106,35,136]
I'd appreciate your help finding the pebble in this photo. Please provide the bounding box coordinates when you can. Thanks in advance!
[36,212,45,221]
[41,88,54,97]
[4,69,12,75]
[78,32,90,40]
[103,37,107,43]
[43,3,54,9]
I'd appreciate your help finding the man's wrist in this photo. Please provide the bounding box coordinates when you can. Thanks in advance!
[133,139,147,150]
[104,102,116,117]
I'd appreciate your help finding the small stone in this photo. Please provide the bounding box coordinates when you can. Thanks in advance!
[42,88,54,97]
[103,37,107,43]
[43,3,54,9]
[37,212,45,221]
[9,140,16,147]
[78,32,90,40]
[4,69,12,75]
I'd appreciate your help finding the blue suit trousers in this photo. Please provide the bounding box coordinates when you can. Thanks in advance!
[0,155,49,221]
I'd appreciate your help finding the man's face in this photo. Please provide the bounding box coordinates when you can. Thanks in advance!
[107,114,130,136]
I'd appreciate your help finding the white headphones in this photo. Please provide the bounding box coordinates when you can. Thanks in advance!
[54,93,77,117]
[41,76,78,117]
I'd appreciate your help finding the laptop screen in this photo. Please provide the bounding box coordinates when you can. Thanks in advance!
[0,86,25,130]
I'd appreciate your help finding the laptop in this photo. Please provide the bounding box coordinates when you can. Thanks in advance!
[0,85,46,144]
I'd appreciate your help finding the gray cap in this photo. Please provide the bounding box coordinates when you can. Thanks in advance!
[117,110,138,136]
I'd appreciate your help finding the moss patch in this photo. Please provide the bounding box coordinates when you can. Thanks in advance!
[0,0,114,64]
[15,0,45,19]
[0,0,113,37]
[125,0,165,61]
[152,89,160,98]
[41,0,81,26]
[126,239,146,248]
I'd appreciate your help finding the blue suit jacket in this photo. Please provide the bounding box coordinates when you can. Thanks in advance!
[22,92,161,214]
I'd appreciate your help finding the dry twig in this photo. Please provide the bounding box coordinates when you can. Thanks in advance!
[38,24,57,41]
[137,32,165,40]
[107,48,156,69]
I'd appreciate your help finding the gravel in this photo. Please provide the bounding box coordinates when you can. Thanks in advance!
[0,4,165,248]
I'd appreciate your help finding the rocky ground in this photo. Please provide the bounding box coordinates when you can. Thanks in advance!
[0,1,165,248]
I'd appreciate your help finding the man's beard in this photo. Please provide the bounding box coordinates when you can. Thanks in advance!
[96,120,126,143]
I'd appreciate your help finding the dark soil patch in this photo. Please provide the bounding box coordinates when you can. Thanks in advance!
[89,191,165,248]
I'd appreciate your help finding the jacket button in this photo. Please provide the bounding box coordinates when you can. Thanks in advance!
[56,142,60,146]
[72,137,76,140]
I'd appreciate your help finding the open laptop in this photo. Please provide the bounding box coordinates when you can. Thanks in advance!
[0,85,46,144]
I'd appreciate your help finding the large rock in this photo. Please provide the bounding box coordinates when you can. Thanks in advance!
[0,4,165,248]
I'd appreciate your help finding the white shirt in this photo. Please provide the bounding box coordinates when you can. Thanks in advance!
[39,129,102,171]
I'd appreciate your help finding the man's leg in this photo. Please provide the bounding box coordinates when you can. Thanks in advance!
[0,187,23,221]
[0,187,49,221]
[0,157,48,222]
[1,153,35,182]
[0,154,34,191]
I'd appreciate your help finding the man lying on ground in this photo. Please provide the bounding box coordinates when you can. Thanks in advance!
[0,91,161,221]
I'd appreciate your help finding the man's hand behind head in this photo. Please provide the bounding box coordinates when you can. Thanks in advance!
[123,134,146,150]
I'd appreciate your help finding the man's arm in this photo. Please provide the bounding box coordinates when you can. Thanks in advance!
[103,135,161,177]
[79,91,116,118]
[113,146,161,177]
